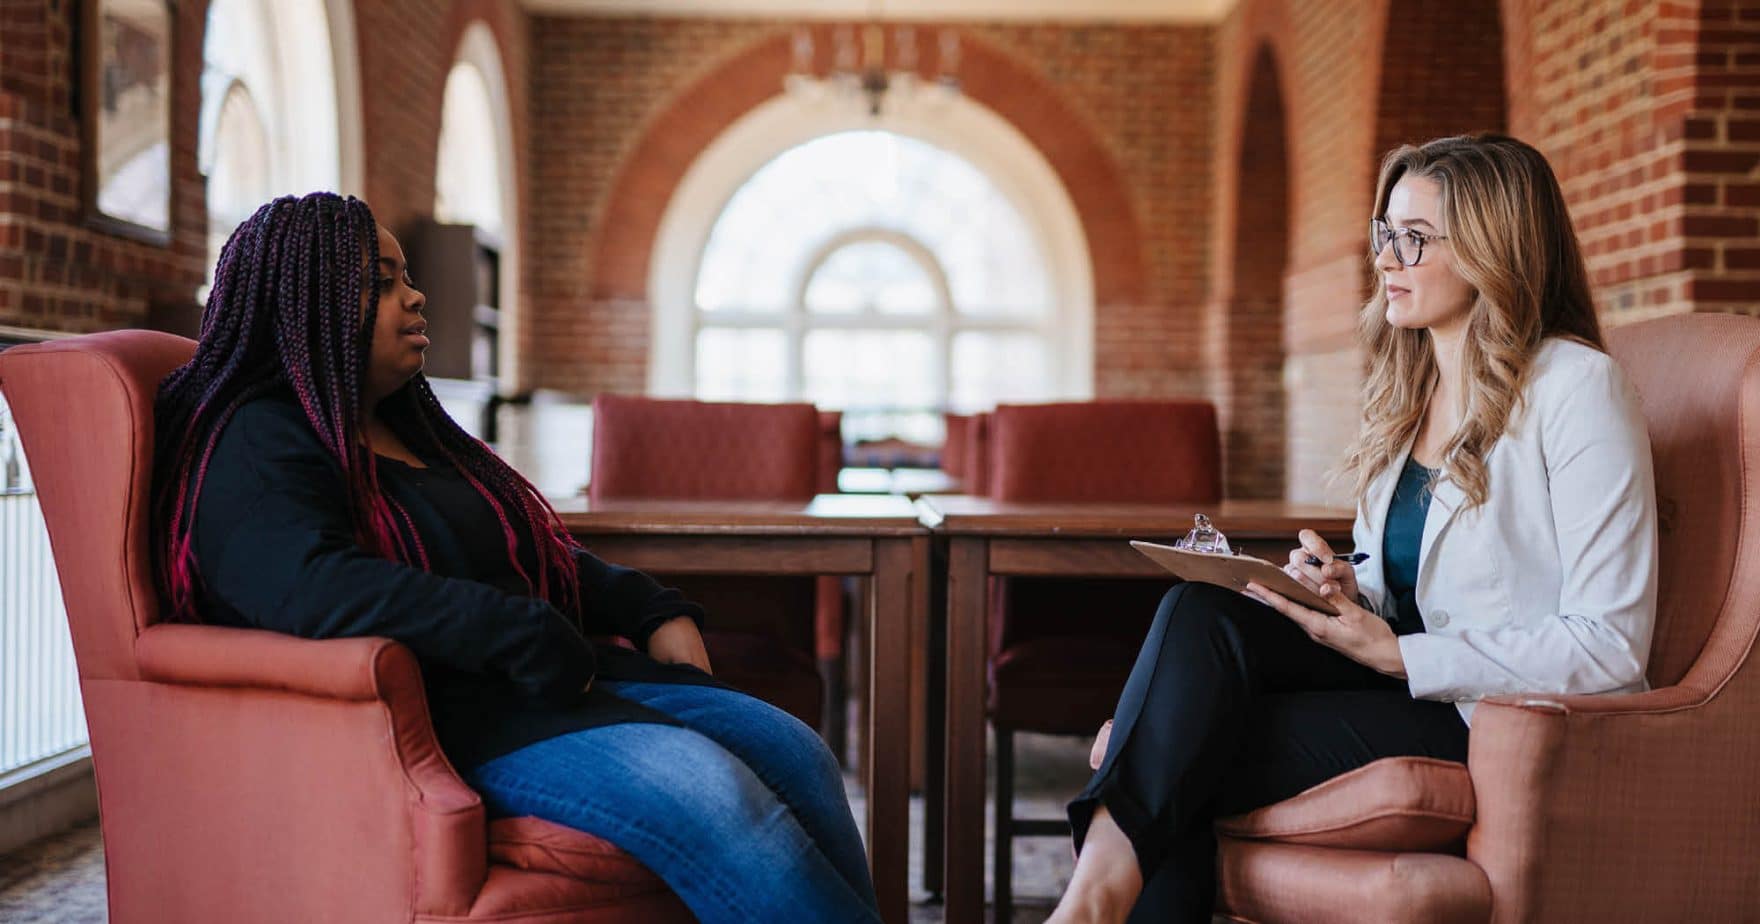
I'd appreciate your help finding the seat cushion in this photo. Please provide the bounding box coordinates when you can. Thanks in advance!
[438,865,694,923]
[1215,837,1491,924]
[1215,756,1474,853]
[488,817,669,894]
[989,635,1138,735]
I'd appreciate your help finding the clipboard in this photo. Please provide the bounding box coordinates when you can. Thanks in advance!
[1130,540,1340,616]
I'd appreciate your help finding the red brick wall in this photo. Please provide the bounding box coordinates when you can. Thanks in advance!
[353,0,535,386]
[1212,0,1760,502]
[1211,0,1392,503]
[1210,44,1291,499]
[527,17,1212,400]
[0,0,532,346]
[0,0,208,335]
[11,1,1760,502]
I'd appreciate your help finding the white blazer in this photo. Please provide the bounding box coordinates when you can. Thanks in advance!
[1351,337,1659,725]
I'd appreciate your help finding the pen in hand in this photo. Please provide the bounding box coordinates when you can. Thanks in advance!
[1305,552,1372,567]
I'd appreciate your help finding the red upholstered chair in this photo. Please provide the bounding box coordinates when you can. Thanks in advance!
[964,411,992,497]
[1210,315,1760,922]
[987,399,1223,918]
[941,413,970,478]
[0,331,691,924]
[590,394,825,728]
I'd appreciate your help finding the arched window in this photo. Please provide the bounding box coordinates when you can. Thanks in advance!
[432,22,522,392]
[693,130,1055,442]
[199,0,361,290]
[203,83,271,278]
[435,62,503,237]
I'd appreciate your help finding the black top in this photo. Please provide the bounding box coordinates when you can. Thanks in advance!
[1381,455,1435,637]
[186,393,717,770]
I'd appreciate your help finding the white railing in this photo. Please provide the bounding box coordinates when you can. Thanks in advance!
[0,397,87,778]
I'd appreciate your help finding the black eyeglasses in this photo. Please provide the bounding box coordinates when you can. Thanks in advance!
[1370,218,1448,267]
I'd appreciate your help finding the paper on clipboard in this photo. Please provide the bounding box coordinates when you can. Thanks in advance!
[1130,540,1340,616]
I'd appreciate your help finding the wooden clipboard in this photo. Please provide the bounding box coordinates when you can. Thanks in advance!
[1130,540,1340,616]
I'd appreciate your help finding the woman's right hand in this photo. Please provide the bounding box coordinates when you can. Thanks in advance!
[1285,528,1362,604]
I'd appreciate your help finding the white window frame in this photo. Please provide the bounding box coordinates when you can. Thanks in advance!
[650,90,1094,403]
[440,22,525,390]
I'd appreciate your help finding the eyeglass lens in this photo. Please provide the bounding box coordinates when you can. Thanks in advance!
[1370,219,1422,266]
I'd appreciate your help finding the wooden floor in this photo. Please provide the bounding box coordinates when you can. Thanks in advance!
[0,731,1094,924]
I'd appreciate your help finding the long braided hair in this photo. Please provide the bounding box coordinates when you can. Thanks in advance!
[151,192,582,623]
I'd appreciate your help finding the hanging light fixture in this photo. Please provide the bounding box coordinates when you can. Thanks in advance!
[784,8,961,118]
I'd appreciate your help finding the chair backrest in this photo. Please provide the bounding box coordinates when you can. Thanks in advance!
[1607,315,1760,690]
[966,412,991,496]
[816,411,843,494]
[0,331,195,681]
[942,413,970,478]
[588,395,820,502]
[988,399,1223,503]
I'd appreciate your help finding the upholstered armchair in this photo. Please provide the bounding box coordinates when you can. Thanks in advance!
[589,394,827,728]
[0,332,691,924]
[1213,314,1760,922]
[985,398,1224,919]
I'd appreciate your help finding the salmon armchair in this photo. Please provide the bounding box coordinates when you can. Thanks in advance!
[0,331,691,924]
[1213,313,1760,922]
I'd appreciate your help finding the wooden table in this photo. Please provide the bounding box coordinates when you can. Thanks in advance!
[915,497,1356,923]
[554,494,929,924]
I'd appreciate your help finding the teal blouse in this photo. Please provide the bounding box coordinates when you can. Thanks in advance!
[1381,455,1436,636]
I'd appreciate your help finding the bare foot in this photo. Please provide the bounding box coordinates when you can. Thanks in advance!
[1046,806,1142,924]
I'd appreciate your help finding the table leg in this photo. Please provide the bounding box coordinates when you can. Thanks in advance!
[921,535,948,899]
[867,538,918,924]
[944,537,988,923]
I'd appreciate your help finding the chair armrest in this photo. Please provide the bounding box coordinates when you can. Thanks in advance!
[1465,681,1758,920]
[137,623,402,700]
[1475,683,1706,716]
[134,622,491,917]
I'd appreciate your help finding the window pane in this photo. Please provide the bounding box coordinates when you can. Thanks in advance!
[950,331,1051,411]
[804,240,937,316]
[803,330,936,413]
[696,131,1051,319]
[435,63,503,236]
[696,328,787,403]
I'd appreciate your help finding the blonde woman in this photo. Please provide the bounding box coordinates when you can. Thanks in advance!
[1048,134,1658,924]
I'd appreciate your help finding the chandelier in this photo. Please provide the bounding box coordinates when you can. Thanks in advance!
[784,22,962,117]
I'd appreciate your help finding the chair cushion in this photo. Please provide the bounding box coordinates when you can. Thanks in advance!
[1215,837,1491,924]
[451,865,694,922]
[488,817,668,895]
[1215,757,1474,853]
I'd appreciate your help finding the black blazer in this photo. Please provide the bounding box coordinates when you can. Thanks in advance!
[186,392,713,769]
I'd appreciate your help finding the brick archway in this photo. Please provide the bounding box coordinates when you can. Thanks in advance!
[1370,0,1507,165]
[586,27,1147,307]
[1214,43,1291,499]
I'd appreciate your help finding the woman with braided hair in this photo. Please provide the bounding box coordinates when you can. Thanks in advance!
[150,192,880,924]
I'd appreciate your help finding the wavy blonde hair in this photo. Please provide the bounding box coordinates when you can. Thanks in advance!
[1341,134,1603,510]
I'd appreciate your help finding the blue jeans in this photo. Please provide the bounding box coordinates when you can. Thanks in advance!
[463,680,881,924]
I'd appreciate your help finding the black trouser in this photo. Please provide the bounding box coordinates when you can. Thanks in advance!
[1066,580,1470,923]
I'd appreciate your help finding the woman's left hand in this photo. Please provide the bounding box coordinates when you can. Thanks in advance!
[1243,580,1407,678]
[646,617,714,674]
